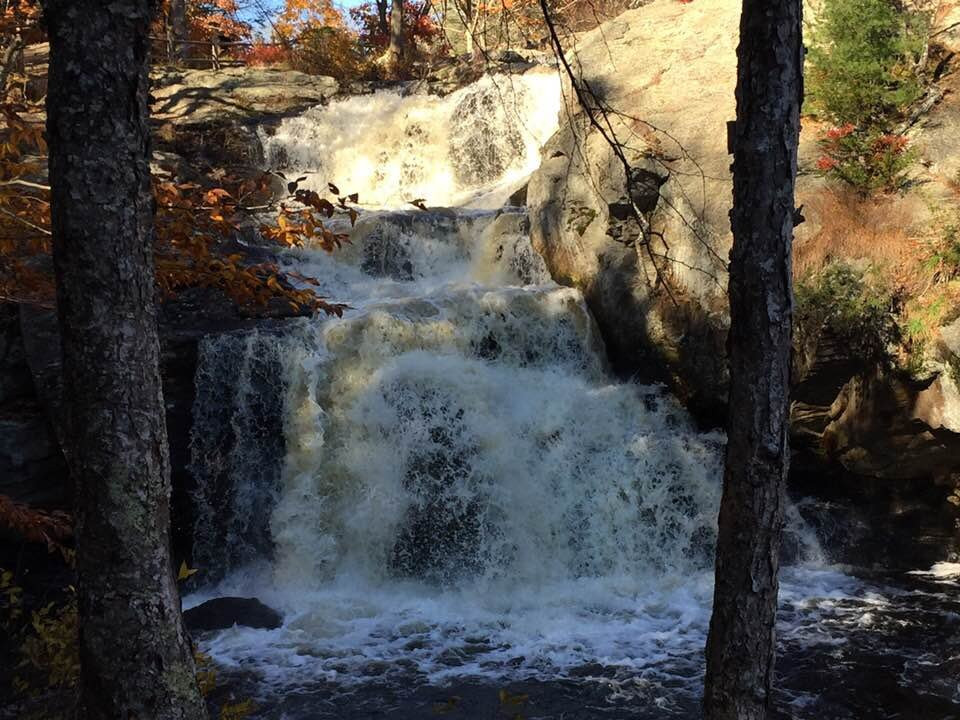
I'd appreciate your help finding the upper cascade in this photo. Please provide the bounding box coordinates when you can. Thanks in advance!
[259,71,563,209]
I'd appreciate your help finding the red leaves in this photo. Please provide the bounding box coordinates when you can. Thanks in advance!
[0,494,73,559]
[816,155,838,171]
[243,43,292,67]
[826,123,856,140]
[874,133,909,154]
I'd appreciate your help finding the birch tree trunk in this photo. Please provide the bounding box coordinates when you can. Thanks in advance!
[703,0,803,718]
[43,1,207,717]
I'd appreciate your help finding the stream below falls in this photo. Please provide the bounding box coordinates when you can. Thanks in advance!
[185,73,960,719]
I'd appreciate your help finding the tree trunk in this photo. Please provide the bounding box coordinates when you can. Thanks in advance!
[376,0,389,38]
[387,0,404,76]
[703,0,803,718]
[169,0,187,62]
[42,1,207,718]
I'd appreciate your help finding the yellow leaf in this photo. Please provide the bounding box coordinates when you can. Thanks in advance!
[177,561,199,581]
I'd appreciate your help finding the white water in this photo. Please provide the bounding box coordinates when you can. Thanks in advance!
[182,72,872,714]
[259,71,563,209]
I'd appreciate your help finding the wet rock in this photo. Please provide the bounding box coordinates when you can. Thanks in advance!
[0,304,68,509]
[449,82,528,187]
[183,597,282,632]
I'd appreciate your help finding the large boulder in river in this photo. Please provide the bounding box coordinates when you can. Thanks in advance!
[184,597,283,633]
[527,0,735,422]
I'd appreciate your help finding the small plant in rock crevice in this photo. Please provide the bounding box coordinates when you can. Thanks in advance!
[794,262,900,362]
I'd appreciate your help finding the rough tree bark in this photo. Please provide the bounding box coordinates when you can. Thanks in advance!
[43,1,207,717]
[703,0,803,719]
[387,0,405,76]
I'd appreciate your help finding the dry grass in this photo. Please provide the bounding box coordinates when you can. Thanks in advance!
[793,186,920,285]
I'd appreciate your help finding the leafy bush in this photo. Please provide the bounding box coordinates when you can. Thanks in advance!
[806,0,929,194]
[806,0,927,126]
[795,262,899,360]
[815,123,917,194]
[923,212,960,283]
[291,25,367,80]
[351,1,444,58]
[243,42,292,67]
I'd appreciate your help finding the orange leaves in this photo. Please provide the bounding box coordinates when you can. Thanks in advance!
[153,172,354,316]
[0,494,73,560]
[0,102,52,306]
[262,207,348,252]
[203,187,233,205]
[154,0,252,44]
[261,176,360,254]
[0,101,348,318]
[275,0,346,39]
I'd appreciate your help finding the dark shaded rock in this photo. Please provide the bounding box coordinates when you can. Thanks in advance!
[790,450,960,569]
[17,290,303,568]
[507,183,528,207]
[0,303,34,405]
[627,167,667,213]
[0,303,69,509]
[183,597,282,632]
[0,403,69,507]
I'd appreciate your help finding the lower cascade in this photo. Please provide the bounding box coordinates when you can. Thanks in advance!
[185,76,960,719]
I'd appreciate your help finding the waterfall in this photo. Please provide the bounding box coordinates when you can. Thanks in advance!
[259,71,563,208]
[189,330,287,577]
[186,71,824,713]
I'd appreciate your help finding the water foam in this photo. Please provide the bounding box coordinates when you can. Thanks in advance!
[180,68,894,717]
[259,72,562,209]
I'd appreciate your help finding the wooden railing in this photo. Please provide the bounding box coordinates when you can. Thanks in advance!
[149,37,290,70]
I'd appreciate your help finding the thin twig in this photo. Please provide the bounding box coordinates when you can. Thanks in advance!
[0,205,51,235]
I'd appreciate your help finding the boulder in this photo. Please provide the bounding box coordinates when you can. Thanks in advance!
[0,304,68,509]
[527,0,960,426]
[527,0,735,421]
[183,597,282,632]
[823,367,960,480]
[151,67,338,125]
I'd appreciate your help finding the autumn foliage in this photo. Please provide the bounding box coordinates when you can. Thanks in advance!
[0,494,72,557]
[815,123,916,194]
[155,0,252,44]
[352,1,444,56]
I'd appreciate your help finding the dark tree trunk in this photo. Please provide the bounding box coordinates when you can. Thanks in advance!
[387,0,404,75]
[703,0,803,719]
[43,1,206,718]
[169,0,188,62]
[376,0,389,37]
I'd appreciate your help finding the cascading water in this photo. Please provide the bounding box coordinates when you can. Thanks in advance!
[187,73,960,719]
[258,71,562,208]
